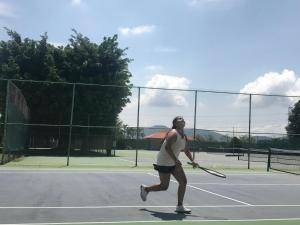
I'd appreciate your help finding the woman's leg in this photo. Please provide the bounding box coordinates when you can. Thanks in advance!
[171,166,187,206]
[145,172,171,192]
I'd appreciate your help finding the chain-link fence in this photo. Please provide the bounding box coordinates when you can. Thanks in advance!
[1,78,300,169]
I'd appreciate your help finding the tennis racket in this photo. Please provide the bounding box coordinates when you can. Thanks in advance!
[187,162,226,178]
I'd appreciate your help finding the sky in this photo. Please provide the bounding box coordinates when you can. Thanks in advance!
[1,0,300,135]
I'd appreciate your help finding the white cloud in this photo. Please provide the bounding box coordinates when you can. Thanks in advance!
[49,41,66,47]
[71,0,82,6]
[119,74,191,126]
[0,2,15,17]
[119,25,155,37]
[236,70,300,108]
[141,74,190,107]
[252,124,285,134]
[286,78,300,97]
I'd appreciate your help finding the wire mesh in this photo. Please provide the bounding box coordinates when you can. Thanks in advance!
[1,78,300,169]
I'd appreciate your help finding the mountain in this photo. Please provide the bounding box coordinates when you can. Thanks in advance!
[142,125,228,142]
[184,129,228,142]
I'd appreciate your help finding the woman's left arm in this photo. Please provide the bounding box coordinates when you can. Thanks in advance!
[184,147,193,162]
[184,147,199,167]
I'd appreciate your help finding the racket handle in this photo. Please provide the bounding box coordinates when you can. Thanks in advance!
[187,161,198,167]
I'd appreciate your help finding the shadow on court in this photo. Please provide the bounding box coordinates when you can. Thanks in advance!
[139,208,200,220]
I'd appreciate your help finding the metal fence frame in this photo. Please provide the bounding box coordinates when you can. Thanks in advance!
[1,78,300,167]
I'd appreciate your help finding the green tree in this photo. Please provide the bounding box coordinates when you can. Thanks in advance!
[230,136,242,148]
[239,135,256,145]
[114,118,128,149]
[126,127,137,139]
[286,102,300,145]
[195,134,206,142]
[61,30,132,128]
[207,134,215,142]
[0,28,132,152]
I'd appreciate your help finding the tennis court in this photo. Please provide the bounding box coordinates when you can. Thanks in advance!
[1,79,300,225]
[0,167,299,225]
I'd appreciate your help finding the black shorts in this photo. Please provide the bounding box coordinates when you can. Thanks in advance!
[153,164,176,174]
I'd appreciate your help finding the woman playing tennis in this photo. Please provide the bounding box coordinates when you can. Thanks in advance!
[140,116,199,213]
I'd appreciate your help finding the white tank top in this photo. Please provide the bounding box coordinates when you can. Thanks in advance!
[156,130,186,166]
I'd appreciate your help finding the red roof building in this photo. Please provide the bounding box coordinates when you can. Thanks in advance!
[144,130,193,141]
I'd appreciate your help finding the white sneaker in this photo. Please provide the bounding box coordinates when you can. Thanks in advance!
[175,205,191,213]
[140,184,148,201]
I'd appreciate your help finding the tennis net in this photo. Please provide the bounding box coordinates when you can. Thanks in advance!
[268,148,300,175]
[237,148,269,163]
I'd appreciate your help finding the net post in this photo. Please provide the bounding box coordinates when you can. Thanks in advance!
[247,148,250,169]
[267,148,271,172]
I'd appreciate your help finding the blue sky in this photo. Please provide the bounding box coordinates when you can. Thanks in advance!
[1,0,300,134]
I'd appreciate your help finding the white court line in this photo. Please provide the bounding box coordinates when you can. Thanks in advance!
[76,164,101,166]
[116,158,136,163]
[1,218,300,225]
[0,170,280,175]
[203,173,280,176]
[147,173,252,206]
[0,171,149,174]
[0,204,300,209]
[188,183,300,186]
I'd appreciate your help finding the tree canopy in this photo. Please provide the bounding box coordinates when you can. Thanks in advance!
[0,28,133,149]
[286,101,300,144]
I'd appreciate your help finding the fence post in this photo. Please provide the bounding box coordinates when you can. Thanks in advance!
[67,83,76,166]
[248,94,252,169]
[135,87,141,167]
[193,90,197,160]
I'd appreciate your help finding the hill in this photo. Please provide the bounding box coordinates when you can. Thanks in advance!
[142,125,228,142]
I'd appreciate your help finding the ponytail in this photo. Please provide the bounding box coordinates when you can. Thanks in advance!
[160,116,185,145]
[160,129,171,145]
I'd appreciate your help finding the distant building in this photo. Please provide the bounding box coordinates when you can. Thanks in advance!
[143,131,193,150]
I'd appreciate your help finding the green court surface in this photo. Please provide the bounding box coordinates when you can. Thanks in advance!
[1,155,134,168]
[0,150,145,169]
[0,150,268,172]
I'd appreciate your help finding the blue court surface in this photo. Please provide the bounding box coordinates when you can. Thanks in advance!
[0,170,299,224]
